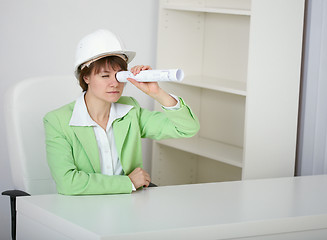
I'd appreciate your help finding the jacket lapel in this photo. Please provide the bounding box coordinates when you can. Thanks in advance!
[113,117,131,160]
[71,126,101,173]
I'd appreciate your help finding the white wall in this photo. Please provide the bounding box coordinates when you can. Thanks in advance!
[296,0,327,175]
[0,0,158,238]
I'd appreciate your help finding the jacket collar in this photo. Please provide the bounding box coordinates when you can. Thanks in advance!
[69,92,96,127]
[69,92,133,128]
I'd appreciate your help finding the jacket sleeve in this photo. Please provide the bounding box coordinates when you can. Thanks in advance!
[43,112,133,195]
[136,97,200,140]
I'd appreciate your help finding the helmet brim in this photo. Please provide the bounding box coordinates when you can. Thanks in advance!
[74,50,136,79]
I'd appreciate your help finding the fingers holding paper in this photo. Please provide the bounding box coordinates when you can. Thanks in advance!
[127,65,178,107]
[127,65,161,97]
[130,65,152,75]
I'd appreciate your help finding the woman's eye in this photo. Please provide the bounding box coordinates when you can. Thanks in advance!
[102,75,109,78]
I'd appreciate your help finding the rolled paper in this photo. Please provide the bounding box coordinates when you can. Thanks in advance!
[116,69,184,82]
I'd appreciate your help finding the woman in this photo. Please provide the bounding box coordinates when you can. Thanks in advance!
[43,29,199,195]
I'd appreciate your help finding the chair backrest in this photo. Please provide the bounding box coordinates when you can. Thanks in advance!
[5,76,82,195]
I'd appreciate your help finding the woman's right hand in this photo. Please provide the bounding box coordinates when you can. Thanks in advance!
[128,167,151,189]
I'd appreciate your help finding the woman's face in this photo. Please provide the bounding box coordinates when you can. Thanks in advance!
[84,63,125,103]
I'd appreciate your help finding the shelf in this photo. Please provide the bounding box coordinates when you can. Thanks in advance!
[162,4,251,16]
[177,75,247,96]
[154,0,305,184]
[155,137,243,168]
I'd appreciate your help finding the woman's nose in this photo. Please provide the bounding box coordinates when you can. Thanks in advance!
[109,75,119,87]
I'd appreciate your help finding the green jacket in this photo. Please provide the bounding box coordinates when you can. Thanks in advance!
[43,96,199,195]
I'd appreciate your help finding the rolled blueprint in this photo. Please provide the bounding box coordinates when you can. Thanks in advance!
[116,69,184,82]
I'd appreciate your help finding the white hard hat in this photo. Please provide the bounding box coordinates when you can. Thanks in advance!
[74,29,136,79]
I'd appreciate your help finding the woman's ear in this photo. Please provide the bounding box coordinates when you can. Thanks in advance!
[83,75,90,84]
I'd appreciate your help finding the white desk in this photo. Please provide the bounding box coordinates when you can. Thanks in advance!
[16,175,327,240]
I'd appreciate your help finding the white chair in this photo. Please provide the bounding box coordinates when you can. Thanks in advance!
[2,76,82,240]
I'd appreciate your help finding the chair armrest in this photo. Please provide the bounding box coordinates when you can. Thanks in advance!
[2,190,30,197]
[148,182,157,187]
[2,190,30,240]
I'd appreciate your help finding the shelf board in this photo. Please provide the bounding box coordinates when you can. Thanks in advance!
[155,137,243,168]
[162,4,251,16]
[176,75,247,96]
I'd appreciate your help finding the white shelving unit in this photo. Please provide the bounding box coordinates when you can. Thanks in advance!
[162,4,251,16]
[152,0,305,186]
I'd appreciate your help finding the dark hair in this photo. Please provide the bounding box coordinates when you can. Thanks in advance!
[78,56,128,91]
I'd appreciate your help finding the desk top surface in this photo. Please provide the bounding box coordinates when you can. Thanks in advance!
[17,175,327,239]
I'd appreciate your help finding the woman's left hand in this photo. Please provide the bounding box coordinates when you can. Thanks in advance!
[127,65,161,97]
[127,65,178,107]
